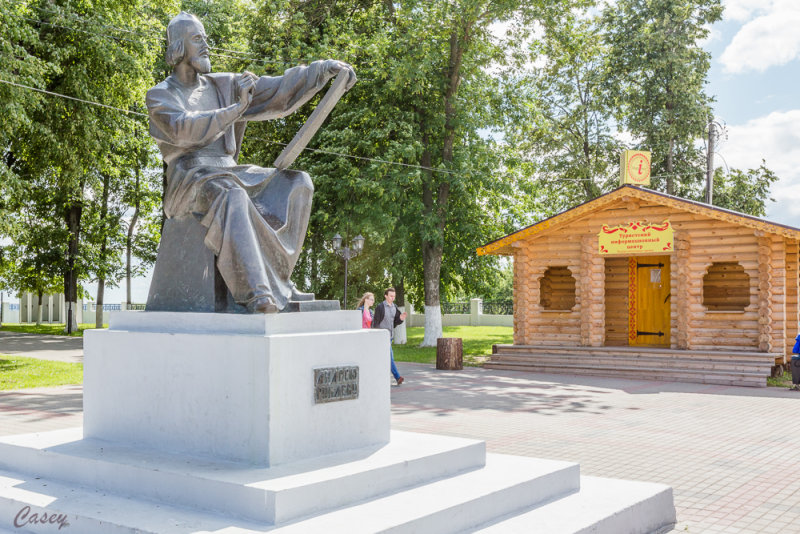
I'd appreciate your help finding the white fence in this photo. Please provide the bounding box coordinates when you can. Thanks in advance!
[6,293,146,325]
[407,298,512,328]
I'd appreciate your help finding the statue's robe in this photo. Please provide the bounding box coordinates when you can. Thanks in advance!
[146,61,336,310]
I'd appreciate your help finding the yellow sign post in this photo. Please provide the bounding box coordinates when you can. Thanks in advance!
[620,150,651,186]
[598,221,673,255]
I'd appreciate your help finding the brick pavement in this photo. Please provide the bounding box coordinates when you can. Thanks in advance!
[1,364,799,533]
[390,364,800,534]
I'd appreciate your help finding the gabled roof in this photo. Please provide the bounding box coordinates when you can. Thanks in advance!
[477,185,800,256]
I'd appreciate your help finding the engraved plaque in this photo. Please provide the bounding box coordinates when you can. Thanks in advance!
[314,366,359,404]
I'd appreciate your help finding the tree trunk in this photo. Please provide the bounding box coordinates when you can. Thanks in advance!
[394,278,407,345]
[421,238,444,346]
[64,202,82,333]
[436,337,463,370]
[96,279,105,329]
[666,137,674,195]
[420,20,466,347]
[97,172,110,328]
[36,291,43,326]
[126,167,141,307]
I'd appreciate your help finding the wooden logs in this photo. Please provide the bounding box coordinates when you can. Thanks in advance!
[436,338,463,370]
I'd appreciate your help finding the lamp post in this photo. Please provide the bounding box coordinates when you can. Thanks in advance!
[331,233,365,309]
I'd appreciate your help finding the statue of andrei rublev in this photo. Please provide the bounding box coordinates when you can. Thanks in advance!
[146,12,355,313]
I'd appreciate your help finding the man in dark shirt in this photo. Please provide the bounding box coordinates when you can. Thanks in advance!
[372,287,407,385]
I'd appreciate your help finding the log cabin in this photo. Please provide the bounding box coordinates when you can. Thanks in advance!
[477,185,800,387]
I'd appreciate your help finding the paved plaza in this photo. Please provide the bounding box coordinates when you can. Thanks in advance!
[0,331,83,363]
[1,341,799,533]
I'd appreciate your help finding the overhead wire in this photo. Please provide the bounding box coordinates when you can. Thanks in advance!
[0,78,148,117]
[17,7,365,68]
[5,10,696,183]
[0,78,458,176]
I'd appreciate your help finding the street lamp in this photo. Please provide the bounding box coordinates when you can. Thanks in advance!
[331,233,365,309]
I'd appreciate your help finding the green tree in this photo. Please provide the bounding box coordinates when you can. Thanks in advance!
[0,1,161,330]
[0,188,65,324]
[504,5,619,215]
[603,0,723,196]
[711,162,777,217]
[239,1,534,347]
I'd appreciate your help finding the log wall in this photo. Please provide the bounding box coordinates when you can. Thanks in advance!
[604,257,628,346]
[512,197,793,356]
[512,230,582,346]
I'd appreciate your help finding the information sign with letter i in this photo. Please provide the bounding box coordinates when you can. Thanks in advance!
[620,150,651,187]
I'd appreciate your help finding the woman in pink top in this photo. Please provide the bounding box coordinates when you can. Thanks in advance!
[356,292,375,328]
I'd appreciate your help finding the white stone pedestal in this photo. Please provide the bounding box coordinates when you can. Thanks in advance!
[83,310,390,465]
[0,310,677,533]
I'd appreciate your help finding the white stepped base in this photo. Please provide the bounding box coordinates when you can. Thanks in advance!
[0,429,486,525]
[0,428,675,534]
[475,476,675,534]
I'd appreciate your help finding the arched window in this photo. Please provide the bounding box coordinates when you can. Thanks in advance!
[703,262,750,311]
[539,266,576,310]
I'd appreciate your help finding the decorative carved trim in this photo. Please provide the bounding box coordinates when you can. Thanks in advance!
[628,257,637,343]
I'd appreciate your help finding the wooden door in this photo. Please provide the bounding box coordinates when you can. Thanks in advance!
[629,256,671,346]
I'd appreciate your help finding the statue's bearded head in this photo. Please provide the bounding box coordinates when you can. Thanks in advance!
[166,12,211,74]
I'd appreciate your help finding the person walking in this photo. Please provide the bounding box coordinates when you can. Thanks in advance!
[372,287,406,385]
[356,292,375,329]
[792,333,800,390]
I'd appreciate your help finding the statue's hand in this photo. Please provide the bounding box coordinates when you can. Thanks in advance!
[326,60,357,90]
[237,71,257,108]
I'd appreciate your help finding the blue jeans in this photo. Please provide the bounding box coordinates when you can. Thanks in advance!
[390,343,401,380]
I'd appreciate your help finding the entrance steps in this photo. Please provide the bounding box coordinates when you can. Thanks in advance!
[0,428,675,533]
[486,345,778,387]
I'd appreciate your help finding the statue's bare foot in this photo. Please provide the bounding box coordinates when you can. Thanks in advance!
[248,295,279,314]
[289,283,315,302]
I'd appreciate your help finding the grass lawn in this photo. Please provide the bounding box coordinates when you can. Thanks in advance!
[393,326,512,366]
[768,371,794,388]
[0,323,105,337]
[0,355,83,390]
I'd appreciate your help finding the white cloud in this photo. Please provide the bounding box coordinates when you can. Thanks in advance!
[720,0,800,73]
[718,110,800,225]
[723,0,768,22]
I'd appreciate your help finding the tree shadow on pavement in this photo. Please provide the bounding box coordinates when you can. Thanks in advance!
[0,386,83,427]
[391,364,617,417]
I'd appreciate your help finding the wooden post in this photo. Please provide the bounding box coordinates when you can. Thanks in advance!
[436,338,463,370]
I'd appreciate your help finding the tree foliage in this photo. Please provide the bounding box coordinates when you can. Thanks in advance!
[0,0,781,333]
[711,162,777,217]
[603,0,723,197]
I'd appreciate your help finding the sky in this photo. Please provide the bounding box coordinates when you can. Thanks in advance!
[11,0,800,306]
[704,0,800,226]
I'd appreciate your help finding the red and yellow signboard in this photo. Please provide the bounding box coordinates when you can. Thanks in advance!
[598,221,673,255]
[620,150,651,186]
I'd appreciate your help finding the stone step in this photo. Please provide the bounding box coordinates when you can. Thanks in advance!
[0,468,264,534]
[490,353,771,372]
[494,344,779,361]
[0,454,586,533]
[0,428,486,525]
[484,362,765,387]
[474,475,675,534]
[487,358,767,378]
[269,454,581,533]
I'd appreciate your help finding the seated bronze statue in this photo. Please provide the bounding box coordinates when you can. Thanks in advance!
[145,12,355,313]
